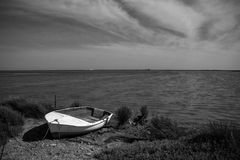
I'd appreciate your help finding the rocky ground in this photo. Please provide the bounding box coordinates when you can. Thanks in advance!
[2,119,132,160]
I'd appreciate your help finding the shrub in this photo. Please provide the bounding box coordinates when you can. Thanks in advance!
[70,101,81,108]
[0,106,23,146]
[0,106,24,127]
[1,98,54,119]
[140,105,149,119]
[133,105,149,125]
[0,122,9,146]
[115,107,132,127]
[188,121,240,151]
[148,116,185,140]
[40,103,55,114]
[0,122,22,142]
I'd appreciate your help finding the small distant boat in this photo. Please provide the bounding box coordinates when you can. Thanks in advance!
[45,106,113,138]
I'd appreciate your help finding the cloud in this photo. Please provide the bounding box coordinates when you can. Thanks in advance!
[196,0,240,40]
[1,0,240,70]
[4,0,240,49]
[116,0,240,41]
[115,0,204,39]
[20,0,154,43]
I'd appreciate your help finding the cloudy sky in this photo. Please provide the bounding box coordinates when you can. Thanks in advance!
[1,0,240,70]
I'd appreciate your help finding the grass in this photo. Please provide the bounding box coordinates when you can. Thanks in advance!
[95,117,240,160]
[0,97,54,143]
[1,97,54,119]
[132,105,149,125]
[148,116,186,140]
[95,139,240,160]
[69,101,81,108]
[0,106,24,141]
[188,121,240,151]
[0,98,54,159]
[0,106,24,127]
[0,106,24,159]
[0,99,239,160]
[115,106,132,127]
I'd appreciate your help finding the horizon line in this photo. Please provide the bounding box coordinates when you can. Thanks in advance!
[0,69,239,72]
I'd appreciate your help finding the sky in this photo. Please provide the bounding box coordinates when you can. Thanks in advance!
[0,0,240,70]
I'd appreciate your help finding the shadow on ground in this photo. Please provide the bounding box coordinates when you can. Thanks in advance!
[23,123,53,142]
[22,123,98,142]
[22,123,141,144]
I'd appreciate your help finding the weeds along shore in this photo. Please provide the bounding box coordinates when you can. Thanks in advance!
[1,97,240,160]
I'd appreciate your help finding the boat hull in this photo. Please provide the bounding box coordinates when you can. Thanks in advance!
[48,119,107,138]
[45,106,113,138]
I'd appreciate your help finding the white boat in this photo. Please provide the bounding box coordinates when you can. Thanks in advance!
[45,106,113,138]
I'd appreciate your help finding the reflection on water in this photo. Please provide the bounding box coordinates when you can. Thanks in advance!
[1,70,240,126]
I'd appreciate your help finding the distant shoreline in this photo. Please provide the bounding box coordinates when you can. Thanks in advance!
[0,69,239,73]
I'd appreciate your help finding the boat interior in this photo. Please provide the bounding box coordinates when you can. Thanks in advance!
[57,107,111,123]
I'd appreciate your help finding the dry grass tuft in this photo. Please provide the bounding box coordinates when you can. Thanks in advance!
[115,106,132,127]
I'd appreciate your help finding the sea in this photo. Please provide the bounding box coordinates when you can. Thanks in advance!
[1,70,240,127]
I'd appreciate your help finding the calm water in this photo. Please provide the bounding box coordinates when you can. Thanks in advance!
[1,70,240,126]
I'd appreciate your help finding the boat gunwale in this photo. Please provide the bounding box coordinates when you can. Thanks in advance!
[45,106,113,127]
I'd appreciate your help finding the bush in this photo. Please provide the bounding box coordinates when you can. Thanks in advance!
[115,107,132,127]
[0,106,23,146]
[133,105,149,125]
[40,103,55,114]
[0,122,9,146]
[188,121,240,150]
[140,105,149,119]
[1,98,54,119]
[70,101,81,108]
[148,116,185,140]
[0,106,24,127]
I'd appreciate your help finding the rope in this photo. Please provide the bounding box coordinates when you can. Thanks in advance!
[52,119,61,139]
[42,119,59,140]
[41,126,50,141]
[48,119,61,139]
